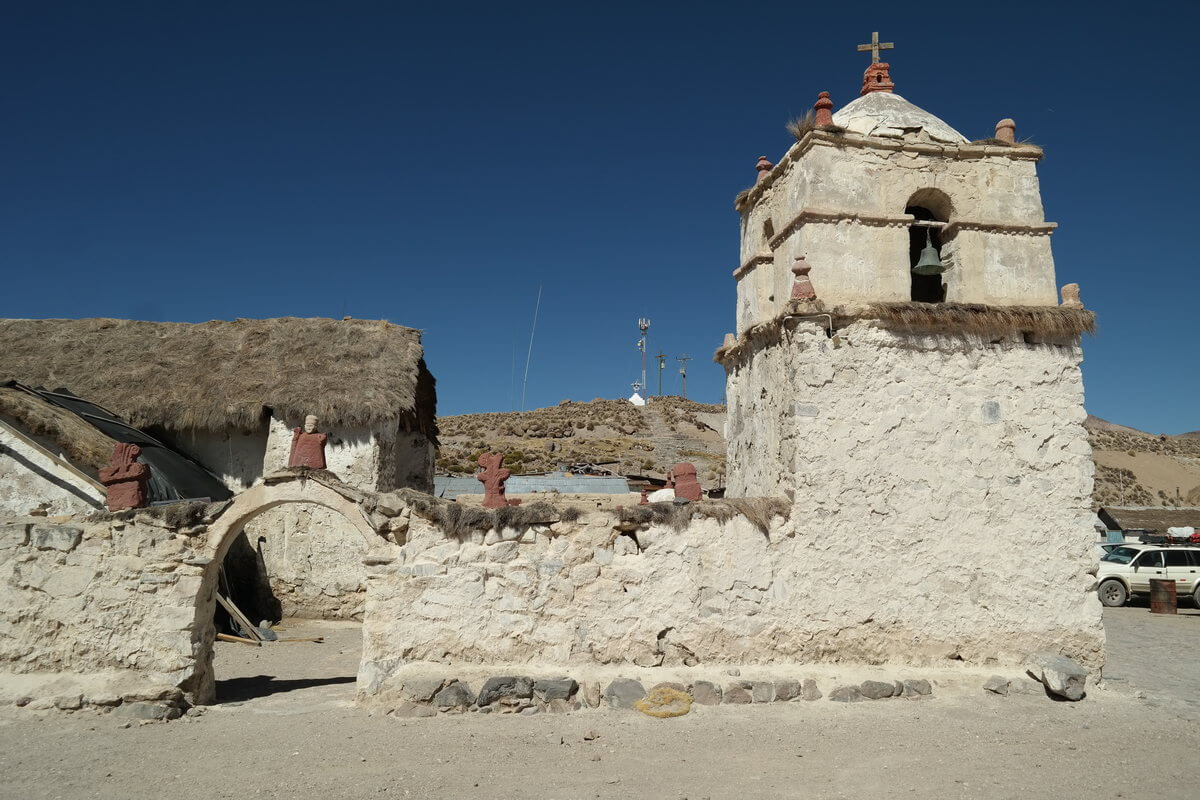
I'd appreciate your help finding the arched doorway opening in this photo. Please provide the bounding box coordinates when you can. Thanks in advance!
[186,479,383,707]
[905,189,953,303]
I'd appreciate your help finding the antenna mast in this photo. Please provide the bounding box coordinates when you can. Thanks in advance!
[655,352,667,396]
[636,318,650,398]
[677,353,691,399]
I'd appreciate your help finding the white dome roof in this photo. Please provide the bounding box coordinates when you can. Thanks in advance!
[831,92,968,145]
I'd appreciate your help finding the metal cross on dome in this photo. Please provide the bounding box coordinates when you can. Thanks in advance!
[857,31,894,63]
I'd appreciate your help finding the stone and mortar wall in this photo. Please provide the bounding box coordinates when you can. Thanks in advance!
[0,514,210,717]
[723,320,1103,667]
[358,468,1102,714]
[0,469,1101,720]
[0,475,390,715]
[736,138,1057,330]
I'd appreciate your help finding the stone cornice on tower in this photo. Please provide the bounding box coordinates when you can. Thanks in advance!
[736,130,1043,215]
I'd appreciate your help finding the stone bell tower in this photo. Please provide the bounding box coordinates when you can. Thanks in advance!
[718,38,1105,669]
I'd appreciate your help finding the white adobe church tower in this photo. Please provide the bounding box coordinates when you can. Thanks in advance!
[719,37,1104,667]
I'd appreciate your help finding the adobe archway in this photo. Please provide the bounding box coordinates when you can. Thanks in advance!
[183,476,384,705]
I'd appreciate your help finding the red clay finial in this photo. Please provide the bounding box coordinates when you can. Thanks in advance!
[755,155,774,184]
[814,92,834,127]
[860,62,894,96]
[790,256,816,300]
[995,118,1016,143]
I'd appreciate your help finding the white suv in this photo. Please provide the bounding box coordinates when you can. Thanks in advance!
[1097,544,1200,607]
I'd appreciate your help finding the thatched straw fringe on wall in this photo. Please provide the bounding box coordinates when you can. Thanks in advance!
[0,318,437,436]
[714,300,1096,366]
[0,384,116,474]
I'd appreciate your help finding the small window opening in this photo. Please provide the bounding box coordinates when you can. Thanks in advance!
[763,219,774,240]
[907,205,945,303]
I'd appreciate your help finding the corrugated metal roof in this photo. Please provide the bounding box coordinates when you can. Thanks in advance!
[1098,506,1200,533]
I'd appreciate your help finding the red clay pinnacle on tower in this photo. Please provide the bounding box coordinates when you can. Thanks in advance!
[755,155,774,184]
[814,92,834,127]
[860,62,894,96]
[995,118,1016,143]
[791,256,817,300]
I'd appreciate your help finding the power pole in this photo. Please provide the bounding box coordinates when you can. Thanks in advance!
[655,352,667,396]
[677,353,691,399]
[636,318,650,398]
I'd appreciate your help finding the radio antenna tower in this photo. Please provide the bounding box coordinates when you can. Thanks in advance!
[677,353,691,399]
[636,318,650,398]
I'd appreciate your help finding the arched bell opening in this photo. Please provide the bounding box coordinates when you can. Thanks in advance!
[905,189,953,304]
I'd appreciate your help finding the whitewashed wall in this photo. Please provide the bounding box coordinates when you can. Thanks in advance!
[0,428,103,517]
[722,320,1103,666]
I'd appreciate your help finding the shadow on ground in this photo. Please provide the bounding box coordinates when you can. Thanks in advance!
[216,675,356,703]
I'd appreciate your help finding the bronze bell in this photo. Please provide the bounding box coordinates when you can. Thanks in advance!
[912,229,945,275]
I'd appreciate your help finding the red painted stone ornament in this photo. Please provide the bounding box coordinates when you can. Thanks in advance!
[477,452,513,509]
[668,462,702,502]
[289,415,328,470]
[755,156,774,185]
[860,62,894,96]
[791,256,817,300]
[814,91,834,127]
[99,442,151,511]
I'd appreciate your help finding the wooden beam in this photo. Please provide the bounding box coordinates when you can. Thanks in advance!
[216,633,262,647]
[216,592,264,642]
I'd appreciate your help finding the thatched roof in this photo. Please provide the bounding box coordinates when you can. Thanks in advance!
[0,383,116,475]
[1098,506,1200,533]
[0,318,436,435]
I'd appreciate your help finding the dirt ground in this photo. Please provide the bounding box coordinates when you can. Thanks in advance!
[2,607,1199,800]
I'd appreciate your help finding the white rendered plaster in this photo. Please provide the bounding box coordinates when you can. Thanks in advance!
[0,428,104,516]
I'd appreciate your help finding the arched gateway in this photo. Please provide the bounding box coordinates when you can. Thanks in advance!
[183,474,384,705]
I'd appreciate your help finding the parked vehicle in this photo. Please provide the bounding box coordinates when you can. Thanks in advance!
[1097,544,1200,608]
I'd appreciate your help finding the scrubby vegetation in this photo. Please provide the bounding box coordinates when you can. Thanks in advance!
[436,397,726,479]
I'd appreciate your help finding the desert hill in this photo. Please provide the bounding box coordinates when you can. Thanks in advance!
[438,402,1199,507]
[437,397,726,483]
[1086,416,1200,507]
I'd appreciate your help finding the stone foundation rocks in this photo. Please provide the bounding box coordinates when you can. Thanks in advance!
[359,673,937,719]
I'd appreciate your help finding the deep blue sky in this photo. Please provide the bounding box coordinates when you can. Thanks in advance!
[3,2,1196,432]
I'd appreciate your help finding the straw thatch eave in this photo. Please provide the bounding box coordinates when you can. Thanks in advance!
[714,300,1095,366]
[0,317,435,435]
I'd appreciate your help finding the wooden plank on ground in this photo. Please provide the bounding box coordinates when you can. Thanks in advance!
[216,632,262,647]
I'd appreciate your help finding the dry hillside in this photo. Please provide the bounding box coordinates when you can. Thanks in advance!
[1087,416,1200,508]
[437,402,1198,507]
[437,397,726,483]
